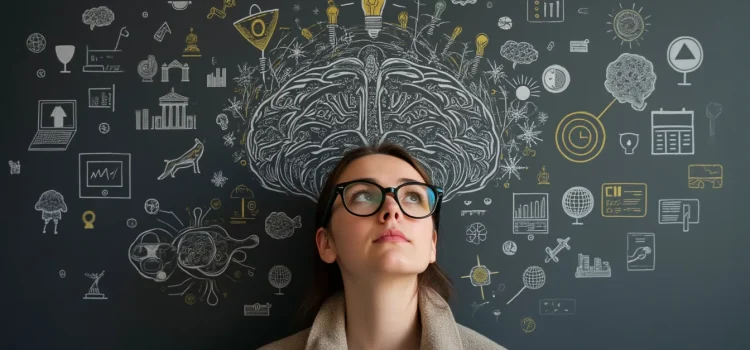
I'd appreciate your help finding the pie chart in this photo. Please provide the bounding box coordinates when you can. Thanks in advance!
[542,64,570,93]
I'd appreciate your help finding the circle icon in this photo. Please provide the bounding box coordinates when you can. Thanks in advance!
[98,122,110,134]
[126,218,137,228]
[555,111,606,163]
[487,1,493,8]
[27,33,46,53]
[667,36,703,86]
[562,186,594,225]
[521,317,536,333]
[142,11,149,18]
[502,240,517,255]
[542,65,570,93]
[144,198,160,214]
[497,16,512,30]
[59,269,66,278]
[185,294,196,305]
[465,222,487,245]
[36,69,46,78]
[210,198,222,210]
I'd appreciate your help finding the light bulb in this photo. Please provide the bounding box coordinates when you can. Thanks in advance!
[398,11,408,29]
[327,2,339,25]
[362,0,386,39]
[451,26,462,40]
[302,28,313,40]
[434,0,446,18]
[475,33,488,56]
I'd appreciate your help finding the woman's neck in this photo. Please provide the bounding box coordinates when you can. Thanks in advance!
[342,276,421,350]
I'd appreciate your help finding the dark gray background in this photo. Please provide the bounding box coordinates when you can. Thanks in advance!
[4,0,749,349]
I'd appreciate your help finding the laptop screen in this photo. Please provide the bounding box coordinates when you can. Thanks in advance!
[38,100,77,130]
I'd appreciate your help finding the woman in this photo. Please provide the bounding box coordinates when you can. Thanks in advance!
[259,143,506,350]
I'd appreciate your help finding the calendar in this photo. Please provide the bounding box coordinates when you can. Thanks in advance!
[651,108,694,155]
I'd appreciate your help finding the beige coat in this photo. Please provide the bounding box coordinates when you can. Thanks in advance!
[258,287,507,350]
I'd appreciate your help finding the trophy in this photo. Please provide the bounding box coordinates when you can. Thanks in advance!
[233,4,279,86]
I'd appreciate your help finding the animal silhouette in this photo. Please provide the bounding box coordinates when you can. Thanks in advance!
[157,138,204,180]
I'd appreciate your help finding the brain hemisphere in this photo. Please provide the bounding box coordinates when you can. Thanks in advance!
[245,57,501,202]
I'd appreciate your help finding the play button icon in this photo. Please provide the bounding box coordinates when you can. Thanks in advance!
[668,36,703,86]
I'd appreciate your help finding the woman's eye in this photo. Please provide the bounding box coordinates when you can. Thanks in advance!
[405,192,422,203]
[353,191,374,202]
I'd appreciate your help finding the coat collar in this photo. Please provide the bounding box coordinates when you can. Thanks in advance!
[305,287,463,350]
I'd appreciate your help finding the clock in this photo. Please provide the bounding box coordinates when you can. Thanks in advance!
[555,111,606,163]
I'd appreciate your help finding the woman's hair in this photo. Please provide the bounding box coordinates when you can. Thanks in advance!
[296,142,454,327]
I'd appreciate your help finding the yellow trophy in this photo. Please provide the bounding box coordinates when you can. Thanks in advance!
[233,4,279,85]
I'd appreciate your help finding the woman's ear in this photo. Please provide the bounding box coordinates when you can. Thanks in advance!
[429,229,437,263]
[316,227,337,264]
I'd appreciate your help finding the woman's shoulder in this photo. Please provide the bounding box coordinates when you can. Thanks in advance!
[456,323,508,350]
[257,328,312,350]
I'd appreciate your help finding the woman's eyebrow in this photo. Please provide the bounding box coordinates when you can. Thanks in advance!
[357,177,422,185]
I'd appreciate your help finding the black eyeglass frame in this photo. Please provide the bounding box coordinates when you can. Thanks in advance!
[319,179,444,230]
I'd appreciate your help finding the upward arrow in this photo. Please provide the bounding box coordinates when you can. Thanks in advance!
[50,105,67,118]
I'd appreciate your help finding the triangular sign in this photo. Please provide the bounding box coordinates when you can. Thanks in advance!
[675,43,695,60]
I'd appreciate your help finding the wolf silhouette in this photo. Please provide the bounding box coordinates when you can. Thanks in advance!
[157,138,204,180]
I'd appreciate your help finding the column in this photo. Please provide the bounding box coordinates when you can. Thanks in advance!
[162,104,167,129]
[168,104,174,128]
[182,104,187,128]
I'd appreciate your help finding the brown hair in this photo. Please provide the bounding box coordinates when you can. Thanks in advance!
[295,142,454,327]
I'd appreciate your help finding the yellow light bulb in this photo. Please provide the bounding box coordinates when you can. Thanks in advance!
[362,0,386,38]
[362,0,385,15]
[327,2,340,25]
[475,33,489,56]
[451,26,462,40]
[398,11,408,29]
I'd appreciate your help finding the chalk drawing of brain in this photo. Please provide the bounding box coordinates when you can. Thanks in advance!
[244,48,501,202]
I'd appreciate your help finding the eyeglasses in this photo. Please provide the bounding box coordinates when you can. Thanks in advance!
[320,179,443,229]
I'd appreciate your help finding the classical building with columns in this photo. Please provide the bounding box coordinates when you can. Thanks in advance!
[135,88,196,130]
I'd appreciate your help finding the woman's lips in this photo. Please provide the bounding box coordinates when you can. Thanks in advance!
[374,235,409,243]
[374,229,409,243]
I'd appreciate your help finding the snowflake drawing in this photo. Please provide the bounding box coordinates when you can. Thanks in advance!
[503,139,520,154]
[517,120,542,147]
[293,4,301,12]
[313,7,320,15]
[499,153,528,181]
[211,171,228,187]
[537,111,549,125]
[289,41,306,63]
[484,60,507,85]
[223,132,235,147]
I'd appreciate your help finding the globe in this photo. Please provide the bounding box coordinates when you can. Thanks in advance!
[522,266,546,290]
[562,186,594,225]
[268,265,292,295]
[27,33,46,53]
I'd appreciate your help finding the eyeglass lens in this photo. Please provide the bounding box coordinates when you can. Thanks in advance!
[342,181,437,217]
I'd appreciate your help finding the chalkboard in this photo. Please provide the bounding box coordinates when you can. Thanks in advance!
[6,0,750,349]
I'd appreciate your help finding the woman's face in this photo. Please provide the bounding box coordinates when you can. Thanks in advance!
[316,154,437,280]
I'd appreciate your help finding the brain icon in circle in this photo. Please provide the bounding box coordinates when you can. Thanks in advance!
[244,45,502,202]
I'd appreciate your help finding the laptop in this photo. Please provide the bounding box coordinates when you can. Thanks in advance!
[28,100,77,151]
